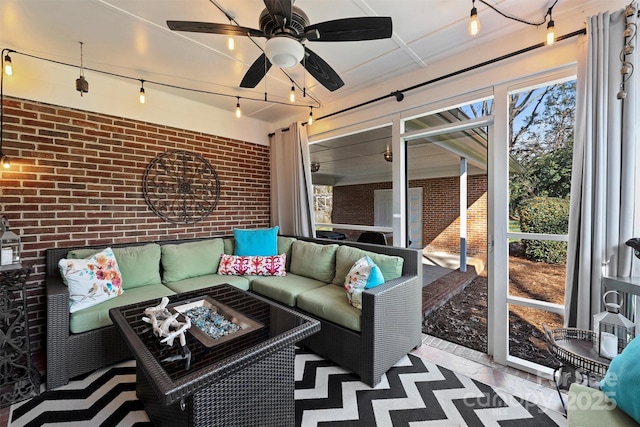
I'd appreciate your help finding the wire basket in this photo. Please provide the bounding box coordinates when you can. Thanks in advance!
[542,325,609,380]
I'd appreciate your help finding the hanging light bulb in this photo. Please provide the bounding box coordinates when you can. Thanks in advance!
[623,23,637,38]
[468,0,480,37]
[228,18,235,51]
[308,107,313,125]
[624,42,635,55]
[139,80,146,104]
[617,83,627,99]
[290,85,295,103]
[546,18,555,45]
[1,154,10,169]
[4,54,12,76]
[235,97,241,118]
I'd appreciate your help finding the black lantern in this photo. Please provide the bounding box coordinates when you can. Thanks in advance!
[0,215,21,270]
[592,290,635,359]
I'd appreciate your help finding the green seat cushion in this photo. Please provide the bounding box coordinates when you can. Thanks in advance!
[67,244,161,290]
[289,241,338,283]
[164,274,250,293]
[568,384,639,427]
[297,285,361,332]
[332,245,404,286]
[250,274,327,307]
[161,238,224,283]
[69,284,175,333]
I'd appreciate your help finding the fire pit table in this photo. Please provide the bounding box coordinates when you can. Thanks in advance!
[109,284,320,427]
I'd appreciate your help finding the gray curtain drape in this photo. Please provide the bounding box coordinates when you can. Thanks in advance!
[270,122,315,237]
[565,4,639,329]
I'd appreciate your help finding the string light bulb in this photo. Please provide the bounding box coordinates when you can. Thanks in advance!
[468,0,480,37]
[4,54,12,76]
[139,80,146,104]
[290,85,295,103]
[308,107,313,125]
[1,155,10,169]
[235,97,241,118]
[228,19,235,51]
[546,12,555,45]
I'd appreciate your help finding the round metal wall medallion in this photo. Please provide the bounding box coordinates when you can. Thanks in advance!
[143,150,221,224]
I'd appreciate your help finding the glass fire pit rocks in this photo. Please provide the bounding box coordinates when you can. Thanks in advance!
[169,296,264,348]
[184,306,240,339]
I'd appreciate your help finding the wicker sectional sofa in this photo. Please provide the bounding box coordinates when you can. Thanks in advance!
[45,235,422,390]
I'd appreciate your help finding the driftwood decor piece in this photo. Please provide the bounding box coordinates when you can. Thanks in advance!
[142,296,191,347]
[142,150,221,224]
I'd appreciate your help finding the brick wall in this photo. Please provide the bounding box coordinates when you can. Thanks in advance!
[0,96,271,359]
[332,175,487,256]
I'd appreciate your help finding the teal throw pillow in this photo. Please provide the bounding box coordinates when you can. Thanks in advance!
[233,226,279,256]
[600,335,640,423]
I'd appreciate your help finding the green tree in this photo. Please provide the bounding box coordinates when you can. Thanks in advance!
[509,81,576,217]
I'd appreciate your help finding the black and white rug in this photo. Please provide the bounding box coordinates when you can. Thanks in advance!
[10,348,564,426]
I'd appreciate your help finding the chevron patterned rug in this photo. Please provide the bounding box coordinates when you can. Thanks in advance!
[10,348,563,427]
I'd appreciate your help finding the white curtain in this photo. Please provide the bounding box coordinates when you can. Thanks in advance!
[270,122,315,237]
[565,4,639,329]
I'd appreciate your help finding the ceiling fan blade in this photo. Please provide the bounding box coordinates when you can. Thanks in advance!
[167,21,265,38]
[263,0,293,27]
[240,53,273,88]
[302,47,344,92]
[304,17,392,41]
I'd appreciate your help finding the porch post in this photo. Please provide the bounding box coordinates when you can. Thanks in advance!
[460,157,467,272]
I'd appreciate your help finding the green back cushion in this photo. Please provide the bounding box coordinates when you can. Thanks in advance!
[223,238,235,255]
[277,236,297,270]
[161,238,224,283]
[332,245,404,286]
[233,226,278,256]
[289,241,338,283]
[67,243,161,289]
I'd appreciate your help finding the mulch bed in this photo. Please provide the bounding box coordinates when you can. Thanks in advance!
[422,243,564,369]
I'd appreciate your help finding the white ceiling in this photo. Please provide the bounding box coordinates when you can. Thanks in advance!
[0,0,627,186]
[0,0,621,124]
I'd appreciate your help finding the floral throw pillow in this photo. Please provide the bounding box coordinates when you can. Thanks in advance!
[217,253,287,276]
[344,256,385,310]
[59,247,124,313]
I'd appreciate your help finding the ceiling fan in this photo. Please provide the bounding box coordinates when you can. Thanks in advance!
[167,0,392,92]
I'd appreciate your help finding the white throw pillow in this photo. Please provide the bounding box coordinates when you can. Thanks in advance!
[59,247,124,313]
[344,256,385,310]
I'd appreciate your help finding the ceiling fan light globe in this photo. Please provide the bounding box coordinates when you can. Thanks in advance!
[265,37,304,69]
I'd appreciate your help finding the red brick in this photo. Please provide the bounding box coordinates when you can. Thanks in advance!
[1,95,270,361]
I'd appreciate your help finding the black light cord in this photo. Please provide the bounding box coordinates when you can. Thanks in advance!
[478,0,558,27]
[3,49,320,109]
[313,28,585,124]
[0,48,13,157]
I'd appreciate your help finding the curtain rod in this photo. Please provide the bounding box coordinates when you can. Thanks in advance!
[268,127,290,137]
[313,28,586,123]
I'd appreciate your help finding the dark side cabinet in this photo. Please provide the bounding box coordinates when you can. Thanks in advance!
[0,266,41,408]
